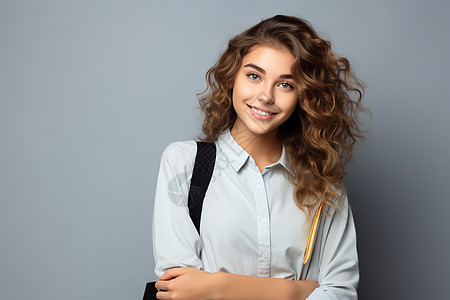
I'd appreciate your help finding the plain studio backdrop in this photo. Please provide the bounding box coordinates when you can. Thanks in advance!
[1,1,449,299]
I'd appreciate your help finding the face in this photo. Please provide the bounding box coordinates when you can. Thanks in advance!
[231,45,298,139]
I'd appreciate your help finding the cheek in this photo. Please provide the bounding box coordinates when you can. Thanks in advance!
[282,96,299,115]
[233,80,254,102]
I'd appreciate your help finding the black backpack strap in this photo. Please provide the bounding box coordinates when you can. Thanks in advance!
[188,141,216,234]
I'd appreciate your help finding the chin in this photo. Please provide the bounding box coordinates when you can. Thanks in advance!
[246,124,277,136]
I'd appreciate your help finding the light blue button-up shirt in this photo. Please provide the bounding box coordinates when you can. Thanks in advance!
[152,130,359,299]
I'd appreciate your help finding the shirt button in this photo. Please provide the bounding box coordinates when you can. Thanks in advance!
[261,218,266,224]
[256,184,262,190]
[262,253,268,260]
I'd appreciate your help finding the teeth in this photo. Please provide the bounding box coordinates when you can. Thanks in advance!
[251,106,272,116]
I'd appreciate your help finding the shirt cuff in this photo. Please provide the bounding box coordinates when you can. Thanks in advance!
[306,287,339,300]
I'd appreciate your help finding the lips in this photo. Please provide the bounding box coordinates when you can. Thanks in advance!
[247,104,277,120]
[247,104,277,115]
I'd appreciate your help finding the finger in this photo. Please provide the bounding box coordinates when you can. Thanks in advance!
[155,280,170,291]
[159,267,185,281]
[156,290,170,300]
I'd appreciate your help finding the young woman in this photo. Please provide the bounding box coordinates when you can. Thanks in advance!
[152,15,365,300]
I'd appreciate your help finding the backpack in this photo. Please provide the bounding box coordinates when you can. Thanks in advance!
[143,141,216,300]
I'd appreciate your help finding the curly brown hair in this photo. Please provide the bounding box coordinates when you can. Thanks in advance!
[198,15,365,214]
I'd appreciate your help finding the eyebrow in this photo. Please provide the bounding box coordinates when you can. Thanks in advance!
[243,63,293,79]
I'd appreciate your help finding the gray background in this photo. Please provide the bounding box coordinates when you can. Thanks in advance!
[1,0,449,299]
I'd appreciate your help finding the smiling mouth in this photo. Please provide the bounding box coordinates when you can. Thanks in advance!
[247,105,277,116]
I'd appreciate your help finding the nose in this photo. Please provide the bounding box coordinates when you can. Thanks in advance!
[257,84,274,104]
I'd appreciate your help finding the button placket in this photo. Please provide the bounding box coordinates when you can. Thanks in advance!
[253,171,271,277]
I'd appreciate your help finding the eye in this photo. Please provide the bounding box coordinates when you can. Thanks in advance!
[247,73,261,81]
[279,82,294,89]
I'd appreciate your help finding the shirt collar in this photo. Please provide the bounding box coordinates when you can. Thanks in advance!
[216,129,295,175]
[216,129,250,172]
[278,145,296,176]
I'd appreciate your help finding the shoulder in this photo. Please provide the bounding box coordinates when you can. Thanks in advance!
[324,183,351,218]
[159,140,198,171]
[161,140,197,159]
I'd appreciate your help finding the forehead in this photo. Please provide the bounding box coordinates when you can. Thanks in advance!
[241,45,295,74]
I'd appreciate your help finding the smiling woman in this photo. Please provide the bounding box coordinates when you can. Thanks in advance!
[150,15,366,300]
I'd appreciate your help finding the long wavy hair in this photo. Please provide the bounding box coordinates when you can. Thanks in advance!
[198,15,366,214]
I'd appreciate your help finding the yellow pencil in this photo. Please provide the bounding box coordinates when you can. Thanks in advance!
[303,202,324,264]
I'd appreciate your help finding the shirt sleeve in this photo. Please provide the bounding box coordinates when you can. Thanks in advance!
[305,188,359,300]
[152,141,204,278]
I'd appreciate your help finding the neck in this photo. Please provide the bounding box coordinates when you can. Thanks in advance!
[230,122,282,171]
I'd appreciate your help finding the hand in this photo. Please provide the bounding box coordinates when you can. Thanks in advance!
[155,267,217,300]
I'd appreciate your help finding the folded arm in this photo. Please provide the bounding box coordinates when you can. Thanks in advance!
[156,267,318,300]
